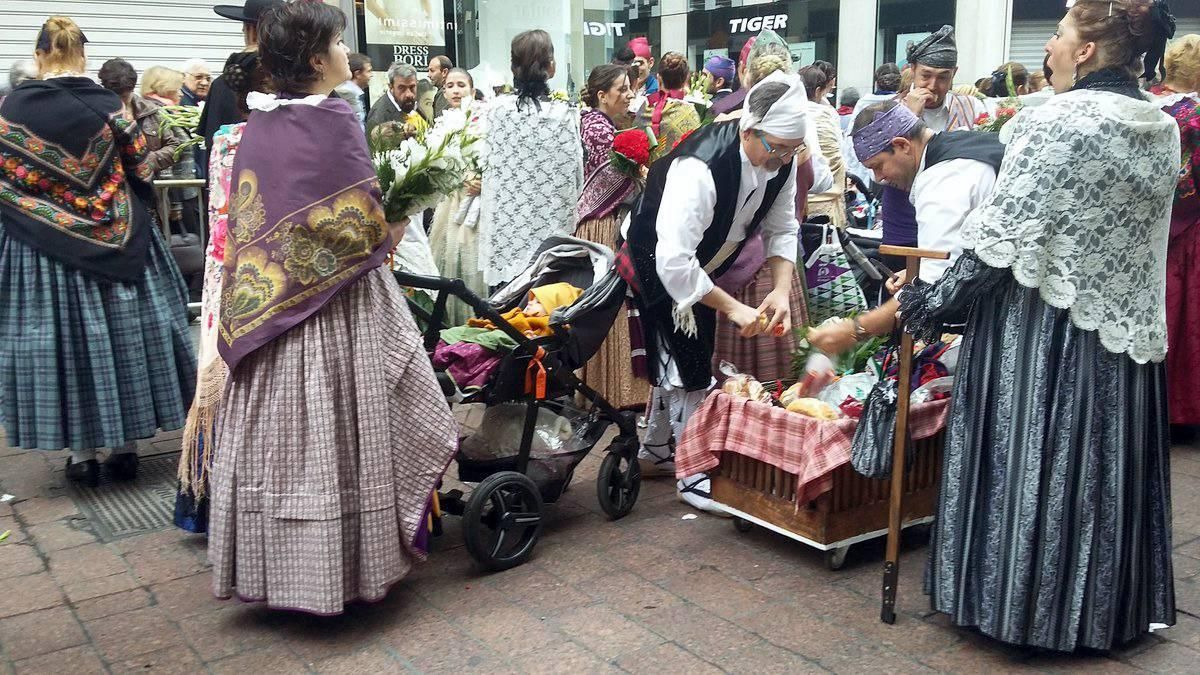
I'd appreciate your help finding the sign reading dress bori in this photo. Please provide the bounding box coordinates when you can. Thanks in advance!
[363,0,451,70]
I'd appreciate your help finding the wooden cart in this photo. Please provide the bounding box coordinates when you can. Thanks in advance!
[710,430,944,570]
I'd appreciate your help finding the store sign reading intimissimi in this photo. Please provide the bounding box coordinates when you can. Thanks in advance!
[729,15,788,34]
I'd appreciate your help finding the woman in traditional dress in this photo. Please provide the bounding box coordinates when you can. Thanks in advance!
[428,67,487,324]
[642,52,701,164]
[174,53,267,534]
[703,36,824,386]
[479,30,582,288]
[1157,34,1200,437]
[799,65,847,228]
[207,1,457,615]
[0,16,196,487]
[894,0,1178,650]
[574,64,647,410]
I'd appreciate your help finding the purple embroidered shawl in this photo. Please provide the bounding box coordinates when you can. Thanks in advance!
[577,109,637,224]
[576,161,637,225]
[581,109,615,178]
[218,97,392,370]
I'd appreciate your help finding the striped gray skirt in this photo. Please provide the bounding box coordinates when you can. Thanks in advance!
[0,220,197,451]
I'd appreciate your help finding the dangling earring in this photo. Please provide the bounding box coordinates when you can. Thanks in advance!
[1072,62,1080,87]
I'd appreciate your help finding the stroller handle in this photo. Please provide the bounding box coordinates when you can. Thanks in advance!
[393,270,549,356]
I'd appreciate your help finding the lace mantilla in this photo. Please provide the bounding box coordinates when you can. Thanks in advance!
[479,96,582,286]
[964,88,1180,363]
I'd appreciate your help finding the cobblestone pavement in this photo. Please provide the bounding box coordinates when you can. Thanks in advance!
[3,429,1200,674]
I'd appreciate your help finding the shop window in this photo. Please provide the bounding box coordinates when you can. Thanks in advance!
[876,0,954,67]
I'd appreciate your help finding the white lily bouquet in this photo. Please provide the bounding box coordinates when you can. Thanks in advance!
[373,108,480,280]
[447,104,488,230]
[684,71,713,119]
[372,112,474,224]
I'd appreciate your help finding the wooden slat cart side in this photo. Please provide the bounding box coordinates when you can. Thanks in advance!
[710,431,943,570]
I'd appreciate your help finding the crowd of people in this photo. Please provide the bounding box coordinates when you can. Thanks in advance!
[0,0,1193,655]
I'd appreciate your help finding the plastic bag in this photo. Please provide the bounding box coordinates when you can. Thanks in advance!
[850,378,900,479]
[816,372,878,408]
[782,354,836,405]
[459,403,574,462]
[718,361,772,403]
[804,224,868,325]
[911,376,954,404]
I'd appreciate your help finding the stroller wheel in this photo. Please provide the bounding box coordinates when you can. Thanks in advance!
[463,471,544,572]
[596,446,641,520]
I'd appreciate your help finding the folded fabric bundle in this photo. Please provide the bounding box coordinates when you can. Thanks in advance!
[440,325,518,352]
[432,341,504,389]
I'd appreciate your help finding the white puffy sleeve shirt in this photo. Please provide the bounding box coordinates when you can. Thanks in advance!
[909,155,998,282]
[654,151,799,312]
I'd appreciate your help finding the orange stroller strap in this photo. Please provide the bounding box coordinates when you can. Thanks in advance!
[525,346,548,400]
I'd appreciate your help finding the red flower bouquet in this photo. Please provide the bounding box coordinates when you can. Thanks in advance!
[611,128,651,173]
[974,66,1022,133]
[975,105,1020,133]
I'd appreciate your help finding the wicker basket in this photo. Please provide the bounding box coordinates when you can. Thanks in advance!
[711,431,944,569]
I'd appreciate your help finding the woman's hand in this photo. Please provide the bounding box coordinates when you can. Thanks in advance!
[756,288,792,337]
[807,319,858,356]
[727,302,765,338]
[886,269,909,295]
[465,177,482,196]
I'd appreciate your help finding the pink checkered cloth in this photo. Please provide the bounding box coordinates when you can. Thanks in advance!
[676,391,951,504]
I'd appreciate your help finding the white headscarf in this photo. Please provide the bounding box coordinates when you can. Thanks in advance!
[739,70,808,139]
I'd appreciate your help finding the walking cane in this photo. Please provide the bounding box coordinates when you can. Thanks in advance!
[876,244,949,625]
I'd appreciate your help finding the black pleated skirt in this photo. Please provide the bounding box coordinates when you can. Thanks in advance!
[926,278,1175,651]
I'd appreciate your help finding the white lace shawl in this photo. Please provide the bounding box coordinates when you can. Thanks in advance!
[962,88,1180,364]
[478,95,583,286]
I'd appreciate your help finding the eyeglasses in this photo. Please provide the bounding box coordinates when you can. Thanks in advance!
[187,73,212,82]
[758,133,804,160]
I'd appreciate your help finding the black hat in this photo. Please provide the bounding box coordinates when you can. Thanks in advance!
[214,0,284,23]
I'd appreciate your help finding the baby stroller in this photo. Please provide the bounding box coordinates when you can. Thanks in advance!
[394,236,641,571]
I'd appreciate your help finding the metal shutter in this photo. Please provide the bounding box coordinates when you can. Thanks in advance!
[1174,18,1200,40]
[1008,20,1056,70]
[0,0,245,80]
[1011,18,1200,72]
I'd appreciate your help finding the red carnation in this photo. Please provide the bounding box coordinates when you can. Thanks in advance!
[612,130,650,167]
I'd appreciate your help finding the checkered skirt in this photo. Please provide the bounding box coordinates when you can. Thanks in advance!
[207,266,459,615]
[711,265,809,383]
[0,221,197,450]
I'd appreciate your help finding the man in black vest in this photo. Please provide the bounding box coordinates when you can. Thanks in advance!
[808,99,1004,354]
[621,72,809,513]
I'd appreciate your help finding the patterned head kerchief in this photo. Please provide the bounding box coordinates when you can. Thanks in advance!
[851,103,921,163]
[907,25,958,69]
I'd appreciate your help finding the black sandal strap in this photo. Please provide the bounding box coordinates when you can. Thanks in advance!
[678,476,711,499]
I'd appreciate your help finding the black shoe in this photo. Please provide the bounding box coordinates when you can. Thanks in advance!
[65,458,100,488]
[1171,424,1199,446]
[104,453,139,482]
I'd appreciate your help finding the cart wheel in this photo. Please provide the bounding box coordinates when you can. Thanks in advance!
[463,471,544,572]
[733,517,753,534]
[825,546,850,571]
[596,449,641,520]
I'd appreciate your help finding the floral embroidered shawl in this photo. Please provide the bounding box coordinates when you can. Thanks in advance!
[577,109,637,224]
[1163,94,1200,241]
[218,96,392,371]
[0,77,155,281]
